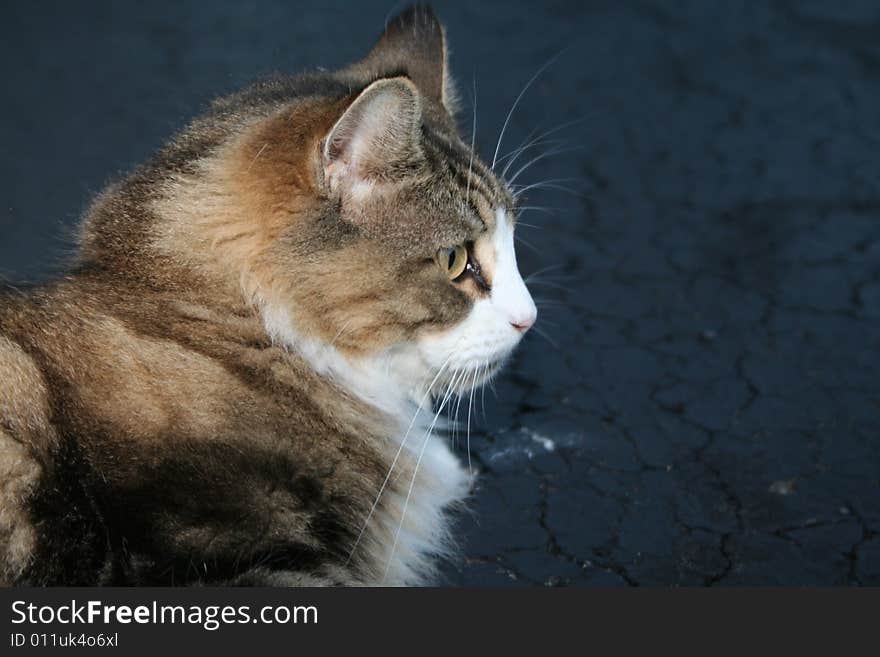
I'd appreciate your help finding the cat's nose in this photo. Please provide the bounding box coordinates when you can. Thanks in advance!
[510,309,537,333]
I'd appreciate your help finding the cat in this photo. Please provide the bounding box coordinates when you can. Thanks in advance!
[0,4,536,586]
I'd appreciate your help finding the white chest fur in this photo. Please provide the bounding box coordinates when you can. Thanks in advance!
[371,409,472,585]
[261,303,473,585]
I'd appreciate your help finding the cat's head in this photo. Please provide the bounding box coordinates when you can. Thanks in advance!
[151,5,536,401]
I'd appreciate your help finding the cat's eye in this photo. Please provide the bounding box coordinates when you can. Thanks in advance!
[436,244,468,280]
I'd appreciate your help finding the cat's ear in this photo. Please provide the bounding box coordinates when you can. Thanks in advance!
[322,77,422,192]
[353,4,458,115]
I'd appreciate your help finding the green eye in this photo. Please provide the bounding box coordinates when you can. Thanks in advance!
[436,244,468,280]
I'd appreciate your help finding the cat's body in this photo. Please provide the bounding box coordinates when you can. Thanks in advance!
[0,5,535,586]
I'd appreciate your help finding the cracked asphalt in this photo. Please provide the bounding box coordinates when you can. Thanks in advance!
[2,1,878,586]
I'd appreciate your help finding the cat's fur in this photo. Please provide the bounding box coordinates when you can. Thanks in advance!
[0,5,536,586]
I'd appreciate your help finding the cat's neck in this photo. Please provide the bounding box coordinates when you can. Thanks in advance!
[260,300,427,423]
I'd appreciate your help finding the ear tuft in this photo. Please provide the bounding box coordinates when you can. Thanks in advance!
[323,77,422,190]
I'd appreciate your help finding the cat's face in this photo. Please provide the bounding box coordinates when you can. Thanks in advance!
[239,11,535,400]
[414,205,537,393]
[325,78,538,394]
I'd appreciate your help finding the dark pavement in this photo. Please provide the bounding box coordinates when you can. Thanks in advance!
[1,1,878,586]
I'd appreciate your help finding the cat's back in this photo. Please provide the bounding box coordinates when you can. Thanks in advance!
[0,275,305,449]
[0,278,206,427]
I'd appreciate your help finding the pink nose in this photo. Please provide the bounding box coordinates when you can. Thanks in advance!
[510,313,536,333]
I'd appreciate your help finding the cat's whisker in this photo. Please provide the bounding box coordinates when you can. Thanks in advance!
[526,279,572,293]
[498,138,564,171]
[526,272,578,282]
[450,373,467,449]
[445,396,454,448]
[466,366,479,473]
[514,221,542,230]
[533,298,565,307]
[345,356,453,567]
[515,235,541,255]
[524,263,565,282]
[245,143,268,173]
[526,276,578,288]
[511,176,579,189]
[329,319,355,347]
[522,183,582,197]
[480,362,488,420]
[457,372,470,440]
[383,368,464,583]
[517,206,561,216]
[494,125,545,169]
[506,145,584,186]
[498,114,594,174]
[513,179,582,199]
[496,103,593,177]
[532,325,560,349]
[499,136,565,176]
[491,50,566,170]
